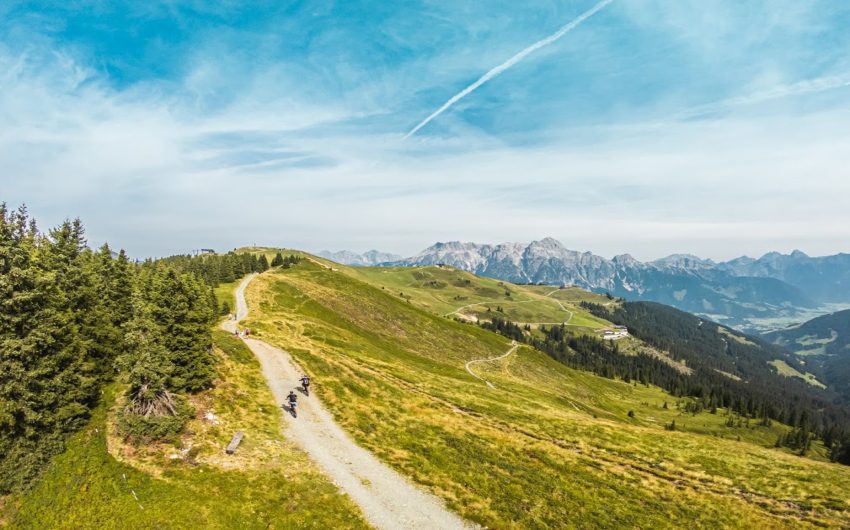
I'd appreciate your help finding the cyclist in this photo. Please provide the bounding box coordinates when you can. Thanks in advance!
[287,390,298,417]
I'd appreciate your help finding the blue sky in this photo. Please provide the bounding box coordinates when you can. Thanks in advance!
[2,0,850,260]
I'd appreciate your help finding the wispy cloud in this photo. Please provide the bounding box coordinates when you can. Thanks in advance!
[3,0,850,260]
[404,0,614,138]
[675,72,850,120]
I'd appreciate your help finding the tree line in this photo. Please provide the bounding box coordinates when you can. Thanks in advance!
[157,251,300,314]
[0,205,285,493]
[156,251,268,287]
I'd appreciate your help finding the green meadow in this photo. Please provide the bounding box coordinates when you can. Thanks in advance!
[239,259,850,529]
[344,264,611,330]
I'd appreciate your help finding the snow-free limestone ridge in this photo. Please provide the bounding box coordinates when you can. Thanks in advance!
[391,238,821,329]
[224,274,474,530]
[316,249,403,267]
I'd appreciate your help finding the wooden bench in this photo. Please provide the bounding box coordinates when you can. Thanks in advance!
[226,432,244,455]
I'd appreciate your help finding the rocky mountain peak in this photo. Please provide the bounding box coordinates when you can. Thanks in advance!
[613,253,640,266]
[317,249,403,266]
[653,254,715,270]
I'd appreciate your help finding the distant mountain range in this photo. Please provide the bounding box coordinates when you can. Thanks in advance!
[383,238,850,331]
[719,251,850,303]
[317,249,403,266]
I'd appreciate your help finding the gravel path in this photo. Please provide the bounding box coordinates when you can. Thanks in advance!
[227,274,474,530]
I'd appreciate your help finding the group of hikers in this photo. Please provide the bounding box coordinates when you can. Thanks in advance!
[233,327,251,338]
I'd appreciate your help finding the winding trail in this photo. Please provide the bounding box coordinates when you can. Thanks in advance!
[532,289,575,326]
[445,288,574,327]
[224,274,473,530]
[456,289,574,389]
[464,341,519,389]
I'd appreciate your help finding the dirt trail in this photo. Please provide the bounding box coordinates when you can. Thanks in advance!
[226,274,473,530]
[529,290,574,326]
[464,341,518,388]
[221,273,254,334]
[446,289,574,327]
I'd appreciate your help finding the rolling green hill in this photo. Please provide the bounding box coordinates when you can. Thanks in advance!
[342,263,612,329]
[765,309,850,356]
[236,256,850,528]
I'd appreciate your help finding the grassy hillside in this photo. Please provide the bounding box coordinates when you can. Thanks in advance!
[2,327,367,529]
[214,278,241,314]
[764,309,850,357]
[241,259,850,528]
[342,265,612,330]
[768,359,827,389]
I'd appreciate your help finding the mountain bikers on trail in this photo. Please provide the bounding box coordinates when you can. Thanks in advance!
[301,375,310,395]
[287,390,298,416]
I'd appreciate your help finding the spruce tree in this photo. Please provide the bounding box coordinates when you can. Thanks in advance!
[258,254,270,272]
[142,267,216,393]
[119,298,190,440]
[0,205,225,490]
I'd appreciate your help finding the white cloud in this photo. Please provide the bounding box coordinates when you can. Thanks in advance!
[3,5,850,261]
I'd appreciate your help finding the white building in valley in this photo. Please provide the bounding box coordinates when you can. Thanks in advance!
[601,327,629,340]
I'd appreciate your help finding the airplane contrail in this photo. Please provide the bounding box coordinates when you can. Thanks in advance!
[404,0,615,139]
[675,73,850,120]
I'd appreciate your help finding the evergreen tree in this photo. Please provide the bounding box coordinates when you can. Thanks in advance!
[0,205,222,492]
[258,254,270,272]
[118,299,191,440]
[831,436,850,464]
[0,208,123,491]
[140,267,216,393]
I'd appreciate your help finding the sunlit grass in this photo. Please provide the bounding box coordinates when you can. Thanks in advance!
[214,279,240,314]
[768,359,827,389]
[345,265,610,331]
[3,323,367,529]
[241,260,850,529]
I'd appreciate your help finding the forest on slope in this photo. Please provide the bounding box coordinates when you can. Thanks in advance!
[0,204,273,495]
[765,309,850,404]
[581,301,850,463]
